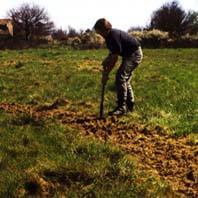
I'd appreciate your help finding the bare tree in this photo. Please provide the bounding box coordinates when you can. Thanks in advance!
[7,3,54,40]
[149,1,187,37]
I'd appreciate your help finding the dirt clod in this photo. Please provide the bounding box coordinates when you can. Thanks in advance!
[0,102,198,198]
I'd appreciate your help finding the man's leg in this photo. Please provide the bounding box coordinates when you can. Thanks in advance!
[126,47,143,111]
[109,59,133,116]
[109,48,143,116]
[126,77,135,111]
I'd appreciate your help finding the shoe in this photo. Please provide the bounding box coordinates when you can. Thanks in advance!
[127,102,135,112]
[108,106,126,116]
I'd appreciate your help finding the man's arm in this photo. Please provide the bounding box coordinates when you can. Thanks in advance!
[101,52,118,84]
[102,52,118,72]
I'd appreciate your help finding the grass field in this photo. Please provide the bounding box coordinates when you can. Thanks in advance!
[0,46,197,197]
[0,47,197,134]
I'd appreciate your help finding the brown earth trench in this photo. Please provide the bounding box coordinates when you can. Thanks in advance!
[0,101,198,198]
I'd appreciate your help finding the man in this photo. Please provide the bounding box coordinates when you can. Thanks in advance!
[94,18,143,116]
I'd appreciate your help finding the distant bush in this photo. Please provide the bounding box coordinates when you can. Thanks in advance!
[129,29,198,48]
[80,30,105,49]
[176,34,198,48]
[129,29,169,48]
[65,29,198,49]
[52,29,67,41]
[0,37,50,50]
[67,36,82,47]
[1,28,197,50]
[66,30,105,49]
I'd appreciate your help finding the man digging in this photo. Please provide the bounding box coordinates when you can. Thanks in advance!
[94,18,143,116]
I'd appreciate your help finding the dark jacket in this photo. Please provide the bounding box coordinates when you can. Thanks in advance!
[105,28,140,57]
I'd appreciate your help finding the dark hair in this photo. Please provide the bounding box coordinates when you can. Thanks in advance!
[93,18,112,31]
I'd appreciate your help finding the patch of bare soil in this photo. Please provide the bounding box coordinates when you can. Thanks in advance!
[0,102,198,198]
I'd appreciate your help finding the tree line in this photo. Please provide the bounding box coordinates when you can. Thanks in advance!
[149,1,198,37]
[4,1,198,41]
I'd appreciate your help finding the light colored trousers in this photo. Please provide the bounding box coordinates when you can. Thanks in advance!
[115,47,143,107]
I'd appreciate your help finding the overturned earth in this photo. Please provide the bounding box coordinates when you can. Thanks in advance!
[0,100,198,198]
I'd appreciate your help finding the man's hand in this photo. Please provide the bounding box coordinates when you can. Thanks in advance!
[102,53,118,72]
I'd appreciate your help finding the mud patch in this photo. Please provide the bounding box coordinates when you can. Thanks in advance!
[0,102,198,197]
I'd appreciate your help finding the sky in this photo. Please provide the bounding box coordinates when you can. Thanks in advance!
[0,0,198,31]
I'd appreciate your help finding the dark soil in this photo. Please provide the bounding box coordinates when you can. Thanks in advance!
[1,102,198,198]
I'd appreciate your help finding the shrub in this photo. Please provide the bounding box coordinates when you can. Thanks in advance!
[66,30,105,49]
[67,36,82,47]
[129,29,169,48]
[171,34,198,48]
[129,30,198,48]
[80,30,105,49]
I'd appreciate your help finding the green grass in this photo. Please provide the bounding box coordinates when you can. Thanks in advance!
[0,47,197,134]
[0,46,197,197]
[0,47,101,104]
[0,112,169,197]
[133,48,198,135]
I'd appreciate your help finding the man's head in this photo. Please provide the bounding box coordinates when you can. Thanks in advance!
[93,18,112,38]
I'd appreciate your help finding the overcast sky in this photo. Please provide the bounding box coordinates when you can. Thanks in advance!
[0,0,198,31]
